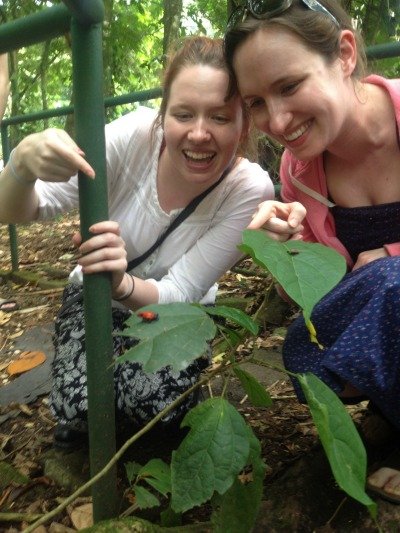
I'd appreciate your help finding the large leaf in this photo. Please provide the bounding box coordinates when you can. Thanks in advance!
[116,303,216,373]
[298,373,377,517]
[211,426,266,533]
[233,366,273,407]
[240,230,346,322]
[171,398,251,512]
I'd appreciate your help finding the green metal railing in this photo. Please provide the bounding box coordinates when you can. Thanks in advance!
[0,1,120,522]
[366,41,400,60]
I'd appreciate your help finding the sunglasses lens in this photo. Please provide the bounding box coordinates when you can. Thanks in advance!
[227,6,246,29]
[249,0,289,16]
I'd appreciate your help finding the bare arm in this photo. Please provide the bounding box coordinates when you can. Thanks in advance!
[0,54,10,122]
[0,129,94,224]
[0,148,39,223]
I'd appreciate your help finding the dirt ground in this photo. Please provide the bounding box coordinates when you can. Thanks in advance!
[0,213,397,532]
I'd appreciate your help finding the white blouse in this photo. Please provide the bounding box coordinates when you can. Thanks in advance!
[35,106,274,304]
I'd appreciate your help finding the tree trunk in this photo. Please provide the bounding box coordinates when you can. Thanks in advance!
[162,0,183,63]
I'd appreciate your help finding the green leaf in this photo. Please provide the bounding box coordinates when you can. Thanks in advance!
[240,230,346,322]
[211,427,266,533]
[137,458,171,496]
[125,461,142,485]
[205,305,259,335]
[171,398,251,512]
[133,484,160,510]
[233,366,273,407]
[297,373,377,518]
[116,303,216,373]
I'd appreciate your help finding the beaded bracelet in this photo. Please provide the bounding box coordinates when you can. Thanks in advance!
[8,148,35,186]
[113,273,135,301]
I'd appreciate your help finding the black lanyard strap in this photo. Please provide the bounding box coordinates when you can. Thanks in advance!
[127,166,230,271]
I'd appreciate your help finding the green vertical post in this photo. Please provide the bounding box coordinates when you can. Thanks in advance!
[7,224,18,272]
[70,9,118,522]
[1,124,18,271]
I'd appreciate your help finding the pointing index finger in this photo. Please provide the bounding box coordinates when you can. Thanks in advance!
[55,143,95,179]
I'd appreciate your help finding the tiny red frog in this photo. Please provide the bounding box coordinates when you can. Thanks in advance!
[137,311,159,322]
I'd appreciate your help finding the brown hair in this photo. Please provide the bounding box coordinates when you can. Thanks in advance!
[224,0,367,94]
[153,35,256,159]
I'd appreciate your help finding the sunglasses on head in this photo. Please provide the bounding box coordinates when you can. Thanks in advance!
[227,0,339,31]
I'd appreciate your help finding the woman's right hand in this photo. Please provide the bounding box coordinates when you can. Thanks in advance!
[73,220,128,297]
[248,200,306,242]
[11,128,95,183]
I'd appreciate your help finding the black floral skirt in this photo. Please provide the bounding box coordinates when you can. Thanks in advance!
[49,284,209,431]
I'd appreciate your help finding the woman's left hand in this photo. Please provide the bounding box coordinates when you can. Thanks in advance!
[352,247,388,270]
[73,220,128,293]
[248,200,306,241]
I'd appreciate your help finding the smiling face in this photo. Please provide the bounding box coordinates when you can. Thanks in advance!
[232,27,355,161]
[162,64,245,186]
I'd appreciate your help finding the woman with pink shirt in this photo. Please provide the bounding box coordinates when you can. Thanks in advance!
[225,0,400,504]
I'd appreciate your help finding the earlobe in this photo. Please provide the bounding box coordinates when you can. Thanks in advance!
[339,30,357,77]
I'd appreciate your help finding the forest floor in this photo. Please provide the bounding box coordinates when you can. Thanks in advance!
[0,213,399,532]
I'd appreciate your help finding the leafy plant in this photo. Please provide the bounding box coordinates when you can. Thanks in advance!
[25,235,379,533]
[113,232,377,529]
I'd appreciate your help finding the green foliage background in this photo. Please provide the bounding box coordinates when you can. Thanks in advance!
[1,0,400,177]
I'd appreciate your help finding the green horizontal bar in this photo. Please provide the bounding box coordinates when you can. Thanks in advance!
[63,0,104,25]
[107,88,162,107]
[366,41,400,60]
[1,88,162,126]
[0,5,71,53]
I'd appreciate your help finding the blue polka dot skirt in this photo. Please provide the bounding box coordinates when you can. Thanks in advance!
[282,256,400,430]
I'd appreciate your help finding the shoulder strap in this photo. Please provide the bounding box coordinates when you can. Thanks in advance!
[127,165,232,271]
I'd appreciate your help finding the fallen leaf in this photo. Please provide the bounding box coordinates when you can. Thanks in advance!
[6,351,47,376]
[238,471,253,484]
[8,330,24,339]
[0,312,11,325]
[17,305,49,314]
[70,503,93,529]
[18,403,33,416]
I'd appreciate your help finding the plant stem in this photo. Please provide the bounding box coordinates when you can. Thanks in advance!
[0,512,43,523]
